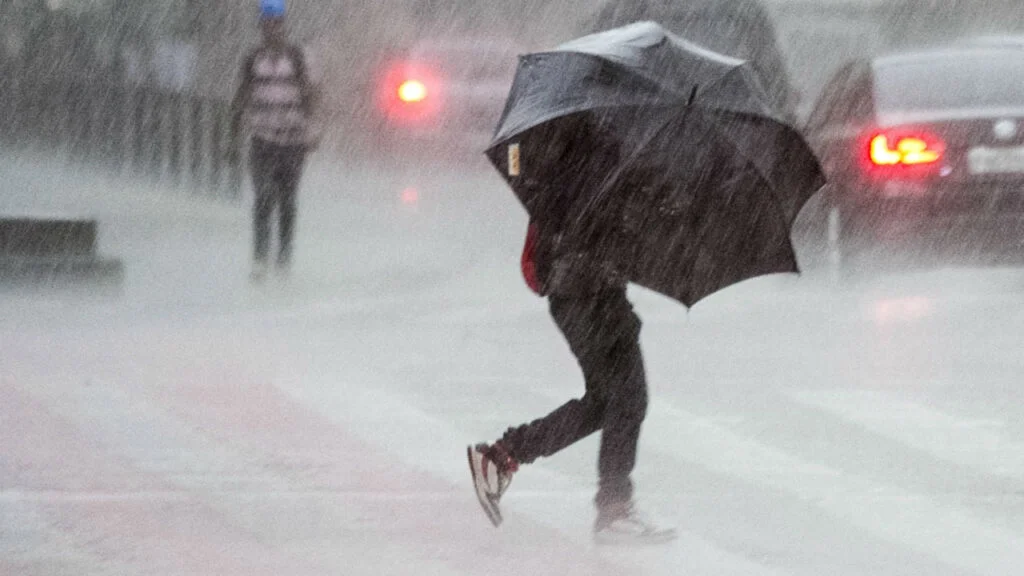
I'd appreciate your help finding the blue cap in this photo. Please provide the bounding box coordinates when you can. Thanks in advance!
[260,0,286,19]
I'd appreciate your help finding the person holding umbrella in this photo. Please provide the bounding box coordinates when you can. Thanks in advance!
[468,23,825,545]
[470,115,672,545]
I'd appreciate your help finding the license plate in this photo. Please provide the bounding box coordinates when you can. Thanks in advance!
[968,146,1024,174]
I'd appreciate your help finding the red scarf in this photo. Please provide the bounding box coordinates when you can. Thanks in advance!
[520,222,542,295]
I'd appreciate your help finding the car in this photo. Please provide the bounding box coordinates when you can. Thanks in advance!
[368,36,522,160]
[805,42,1024,268]
[584,0,797,120]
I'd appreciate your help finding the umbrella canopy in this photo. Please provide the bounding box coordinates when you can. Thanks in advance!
[492,22,779,143]
[584,0,795,117]
[486,22,825,307]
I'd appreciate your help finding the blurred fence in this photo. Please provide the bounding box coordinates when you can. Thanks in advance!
[0,61,243,199]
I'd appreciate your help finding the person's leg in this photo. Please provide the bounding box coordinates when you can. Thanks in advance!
[497,294,615,464]
[250,141,275,267]
[593,329,647,511]
[276,146,306,267]
[499,396,605,464]
[470,293,610,527]
[554,289,646,511]
[584,291,674,544]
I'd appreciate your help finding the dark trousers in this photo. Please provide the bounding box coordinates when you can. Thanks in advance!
[501,288,648,510]
[250,139,306,264]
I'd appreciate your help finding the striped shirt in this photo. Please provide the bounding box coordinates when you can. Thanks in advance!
[241,45,319,147]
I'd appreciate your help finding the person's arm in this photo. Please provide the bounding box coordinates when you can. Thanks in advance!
[296,45,325,148]
[303,48,323,117]
[229,51,255,147]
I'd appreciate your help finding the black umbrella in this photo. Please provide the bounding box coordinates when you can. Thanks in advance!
[584,0,796,117]
[486,22,825,307]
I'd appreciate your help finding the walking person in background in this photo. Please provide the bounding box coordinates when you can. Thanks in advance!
[230,0,322,281]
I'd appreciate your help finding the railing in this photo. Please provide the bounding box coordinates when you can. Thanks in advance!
[0,62,243,198]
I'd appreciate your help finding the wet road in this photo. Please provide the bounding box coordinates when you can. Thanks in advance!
[2,152,1024,575]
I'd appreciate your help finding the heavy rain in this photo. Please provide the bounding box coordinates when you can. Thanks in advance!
[2,0,1024,574]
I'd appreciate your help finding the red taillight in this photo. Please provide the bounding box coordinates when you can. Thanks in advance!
[869,134,944,166]
[397,80,428,103]
[376,60,442,125]
[867,132,945,168]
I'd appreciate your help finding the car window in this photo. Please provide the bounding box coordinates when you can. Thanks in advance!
[844,68,875,124]
[805,63,856,131]
[874,51,1024,113]
[806,62,874,132]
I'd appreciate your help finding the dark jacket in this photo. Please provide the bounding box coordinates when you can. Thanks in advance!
[519,118,631,297]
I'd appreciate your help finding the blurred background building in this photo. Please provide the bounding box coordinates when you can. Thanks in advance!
[2,0,1024,159]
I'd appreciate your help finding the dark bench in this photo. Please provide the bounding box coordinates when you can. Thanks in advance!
[0,216,123,284]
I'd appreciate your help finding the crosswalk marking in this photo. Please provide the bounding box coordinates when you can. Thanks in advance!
[790,389,1024,479]
[1,372,620,576]
[283,377,801,576]
[643,398,1024,576]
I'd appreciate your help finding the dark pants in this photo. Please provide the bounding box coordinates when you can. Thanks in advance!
[250,139,306,264]
[501,288,648,511]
